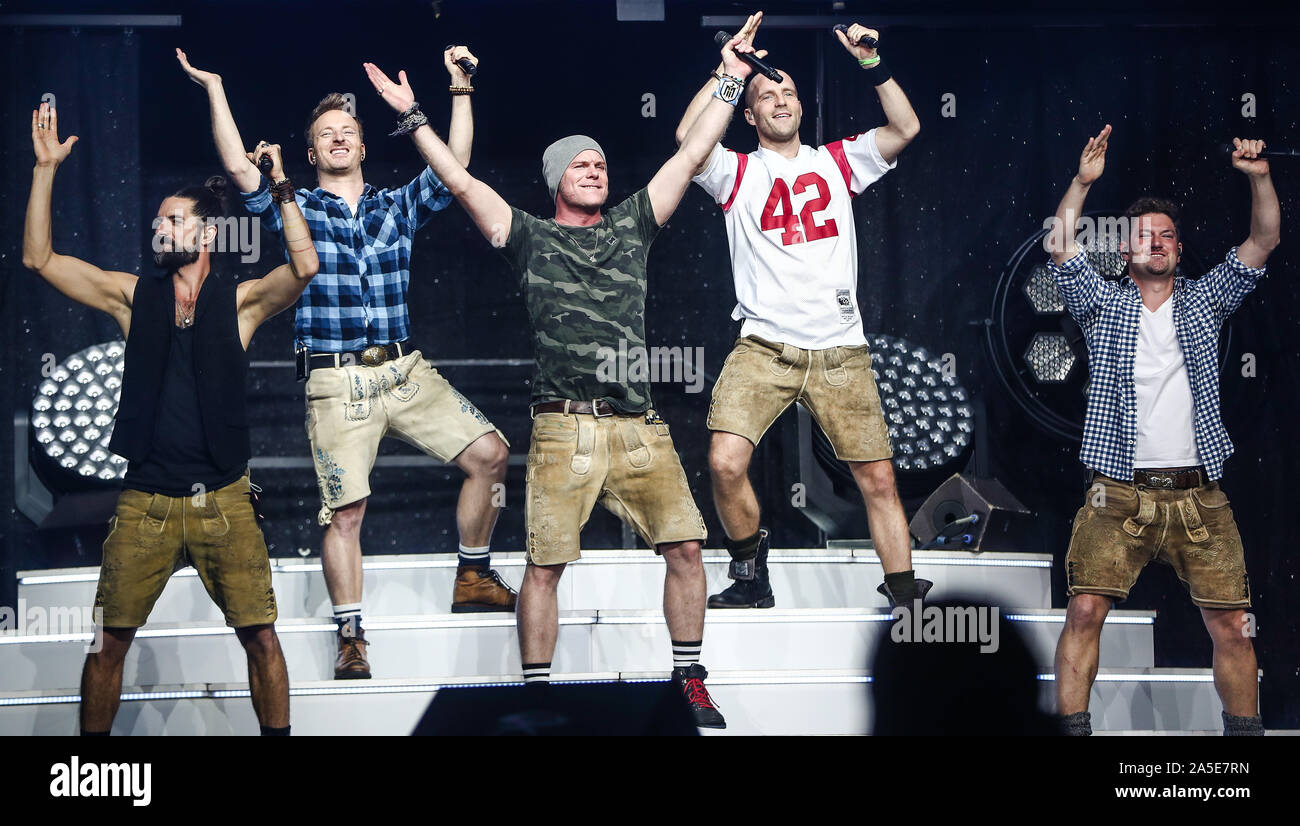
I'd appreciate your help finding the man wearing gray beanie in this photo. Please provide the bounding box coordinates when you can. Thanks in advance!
[363,33,760,729]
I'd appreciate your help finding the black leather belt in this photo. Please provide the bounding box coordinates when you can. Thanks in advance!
[308,340,416,372]
[1095,467,1206,490]
[531,400,629,418]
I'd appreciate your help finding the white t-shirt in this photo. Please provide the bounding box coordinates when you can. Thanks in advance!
[691,129,895,350]
[1133,297,1202,467]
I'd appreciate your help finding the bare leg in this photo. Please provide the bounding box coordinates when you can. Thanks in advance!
[451,432,509,547]
[79,627,136,733]
[517,561,566,665]
[1054,593,1112,714]
[321,498,366,606]
[708,432,759,540]
[848,459,911,574]
[1201,607,1259,717]
[661,540,706,643]
[236,624,290,728]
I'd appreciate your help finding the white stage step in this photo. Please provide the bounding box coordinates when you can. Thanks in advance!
[0,606,1153,692]
[15,548,1054,624]
[0,668,1254,736]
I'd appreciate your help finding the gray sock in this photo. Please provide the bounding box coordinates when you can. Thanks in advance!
[1060,710,1092,736]
[1222,711,1264,736]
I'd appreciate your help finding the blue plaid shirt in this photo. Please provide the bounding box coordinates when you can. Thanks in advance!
[1046,247,1266,481]
[242,167,453,352]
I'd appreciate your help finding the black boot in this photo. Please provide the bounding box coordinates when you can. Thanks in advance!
[709,529,775,608]
[876,571,934,609]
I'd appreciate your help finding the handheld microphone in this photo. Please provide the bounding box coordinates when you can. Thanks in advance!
[832,23,879,51]
[713,30,782,82]
[257,153,274,177]
[445,45,477,77]
[1218,142,1300,159]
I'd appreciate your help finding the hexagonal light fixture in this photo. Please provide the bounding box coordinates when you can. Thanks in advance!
[1023,332,1076,384]
[1022,264,1065,314]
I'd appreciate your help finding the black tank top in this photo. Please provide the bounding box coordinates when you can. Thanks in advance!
[122,321,244,496]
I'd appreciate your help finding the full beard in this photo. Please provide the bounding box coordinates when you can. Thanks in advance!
[153,248,199,272]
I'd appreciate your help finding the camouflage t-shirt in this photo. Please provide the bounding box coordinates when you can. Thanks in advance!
[502,188,660,413]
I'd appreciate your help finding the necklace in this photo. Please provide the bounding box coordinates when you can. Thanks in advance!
[558,222,602,263]
[175,298,196,328]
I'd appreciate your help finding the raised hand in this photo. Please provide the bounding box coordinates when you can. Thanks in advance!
[444,45,478,86]
[1077,124,1111,185]
[32,101,78,167]
[721,35,756,80]
[175,47,221,88]
[246,140,285,181]
[363,62,415,114]
[1231,137,1270,177]
[733,12,769,62]
[834,23,879,61]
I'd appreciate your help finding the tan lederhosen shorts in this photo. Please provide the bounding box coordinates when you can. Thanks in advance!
[1065,475,1251,609]
[95,473,277,628]
[304,350,506,525]
[707,335,894,462]
[524,408,707,566]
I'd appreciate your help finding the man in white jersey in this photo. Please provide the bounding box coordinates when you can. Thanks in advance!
[675,14,929,608]
[1046,125,1280,736]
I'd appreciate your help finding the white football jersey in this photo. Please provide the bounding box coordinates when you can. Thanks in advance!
[692,129,895,349]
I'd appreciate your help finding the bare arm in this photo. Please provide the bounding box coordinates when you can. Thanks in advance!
[237,145,320,343]
[833,24,920,164]
[1231,138,1281,268]
[444,45,475,167]
[362,58,511,244]
[674,11,766,172]
[22,103,135,335]
[1048,124,1111,265]
[649,37,755,226]
[176,49,262,194]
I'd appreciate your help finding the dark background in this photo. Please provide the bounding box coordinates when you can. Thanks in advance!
[2,0,1297,725]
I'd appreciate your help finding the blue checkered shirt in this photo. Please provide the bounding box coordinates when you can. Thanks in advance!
[242,167,453,352]
[1045,247,1266,481]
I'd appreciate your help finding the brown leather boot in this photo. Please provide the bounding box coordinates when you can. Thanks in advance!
[451,566,518,613]
[334,629,371,679]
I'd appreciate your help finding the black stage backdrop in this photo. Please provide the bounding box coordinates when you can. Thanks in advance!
[1,0,1297,725]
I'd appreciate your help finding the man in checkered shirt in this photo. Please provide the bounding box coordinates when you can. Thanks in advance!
[181,46,517,680]
[1046,125,1281,736]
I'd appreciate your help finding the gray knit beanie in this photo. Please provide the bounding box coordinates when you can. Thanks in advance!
[542,135,606,201]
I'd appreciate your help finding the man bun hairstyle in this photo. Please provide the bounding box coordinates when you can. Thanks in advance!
[1124,196,1181,241]
[307,93,364,146]
[171,174,230,220]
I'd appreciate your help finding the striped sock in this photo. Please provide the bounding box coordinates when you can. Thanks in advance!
[333,603,362,638]
[522,662,551,684]
[458,543,490,569]
[671,640,702,670]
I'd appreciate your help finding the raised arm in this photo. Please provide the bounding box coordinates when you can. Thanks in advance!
[674,11,766,165]
[176,48,262,194]
[835,25,920,164]
[1231,138,1281,268]
[649,37,755,226]
[22,101,136,335]
[1047,124,1111,265]
[362,60,511,245]
[444,45,475,167]
[236,143,320,344]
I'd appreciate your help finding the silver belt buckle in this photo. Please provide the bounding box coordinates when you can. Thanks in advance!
[1147,473,1175,490]
[361,345,387,367]
[591,398,612,418]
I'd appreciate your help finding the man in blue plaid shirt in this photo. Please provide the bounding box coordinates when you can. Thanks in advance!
[180,47,517,680]
[1047,125,1281,736]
